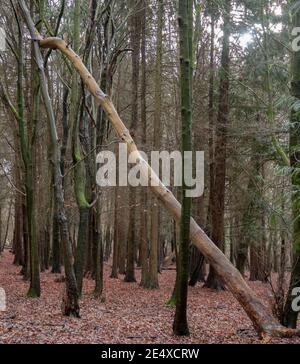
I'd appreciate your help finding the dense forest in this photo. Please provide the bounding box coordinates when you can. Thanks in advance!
[1,0,300,345]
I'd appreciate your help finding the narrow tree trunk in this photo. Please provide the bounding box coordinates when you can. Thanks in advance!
[22,201,30,280]
[69,0,90,297]
[173,0,193,336]
[51,197,61,273]
[75,207,89,294]
[15,3,40,296]
[51,86,68,274]
[236,157,261,277]
[205,1,230,291]
[139,0,149,288]
[111,160,119,279]
[189,247,205,286]
[117,201,126,275]
[125,189,136,282]
[94,199,104,299]
[206,0,216,238]
[12,154,24,266]
[125,0,142,283]
[2,199,12,252]
[149,0,163,290]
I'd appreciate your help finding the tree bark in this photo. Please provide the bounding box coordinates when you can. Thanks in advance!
[149,0,163,290]
[111,149,119,279]
[173,0,193,336]
[124,0,142,283]
[139,0,149,288]
[205,1,230,291]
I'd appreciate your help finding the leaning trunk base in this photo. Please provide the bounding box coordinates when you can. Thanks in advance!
[260,324,300,339]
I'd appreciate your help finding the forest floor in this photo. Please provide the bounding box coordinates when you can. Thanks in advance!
[0,249,300,344]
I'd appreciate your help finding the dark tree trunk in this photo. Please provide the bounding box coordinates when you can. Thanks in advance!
[51,205,61,273]
[22,201,30,280]
[149,0,163,290]
[124,0,142,284]
[205,1,231,291]
[74,207,89,295]
[124,188,136,282]
[189,247,205,286]
[13,181,24,266]
[173,0,193,336]
[117,200,126,275]
[111,191,119,278]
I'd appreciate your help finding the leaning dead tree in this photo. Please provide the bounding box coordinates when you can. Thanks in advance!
[19,0,300,338]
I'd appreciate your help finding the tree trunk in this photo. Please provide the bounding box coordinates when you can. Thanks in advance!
[69,0,90,297]
[124,0,142,283]
[117,200,126,275]
[111,162,119,279]
[206,0,216,239]
[17,3,40,296]
[236,157,261,277]
[51,86,68,274]
[124,188,136,282]
[149,0,163,290]
[139,0,149,288]
[189,247,205,286]
[51,198,61,273]
[173,0,193,336]
[94,199,104,299]
[2,199,12,253]
[205,1,230,291]
[12,153,24,266]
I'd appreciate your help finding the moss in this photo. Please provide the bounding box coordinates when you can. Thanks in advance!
[74,165,89,208]
[27,288,39,298]
[166,297,176,306]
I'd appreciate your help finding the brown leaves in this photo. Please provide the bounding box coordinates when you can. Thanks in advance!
[0,250,299,344]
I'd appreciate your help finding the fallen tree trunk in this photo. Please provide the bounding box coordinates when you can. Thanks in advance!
[37,36,299,338]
